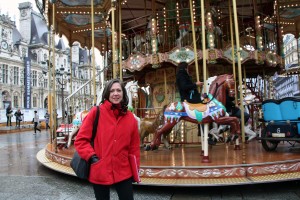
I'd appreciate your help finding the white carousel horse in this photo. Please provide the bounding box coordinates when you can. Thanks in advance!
[176,22,190,48]
[125,81,141,131]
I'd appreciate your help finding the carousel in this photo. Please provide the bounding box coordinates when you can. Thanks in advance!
[36,0,300,186]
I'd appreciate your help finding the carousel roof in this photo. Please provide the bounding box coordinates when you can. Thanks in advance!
[39,0,300,77]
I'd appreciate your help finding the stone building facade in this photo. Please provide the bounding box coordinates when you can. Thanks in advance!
[0,2,96,123]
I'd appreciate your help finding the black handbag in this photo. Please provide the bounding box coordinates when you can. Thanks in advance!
[70,106,100,180]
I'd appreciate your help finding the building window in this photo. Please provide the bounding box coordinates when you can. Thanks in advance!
[13,96,18,107]
[32,71,37,87]
[33,53,37,62]
[44,78,48,88]
[13,66,19,85]
[2,64,8,84]
[33,96,37,107]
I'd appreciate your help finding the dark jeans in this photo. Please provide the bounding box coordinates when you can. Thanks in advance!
[34,122,41,133]
[16,119,21,127]
[93,177,134,200]
[6,116,11,126]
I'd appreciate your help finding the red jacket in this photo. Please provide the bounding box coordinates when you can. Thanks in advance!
[74,100,140,185]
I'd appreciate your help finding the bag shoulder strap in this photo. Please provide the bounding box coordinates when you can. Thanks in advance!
[91,106,100,143]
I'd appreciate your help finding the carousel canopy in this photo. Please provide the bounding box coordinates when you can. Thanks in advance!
[39,0,300,77]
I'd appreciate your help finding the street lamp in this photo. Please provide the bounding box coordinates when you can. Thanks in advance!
[55,65,71,124]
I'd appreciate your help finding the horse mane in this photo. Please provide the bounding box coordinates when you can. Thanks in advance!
[209,74,232,94]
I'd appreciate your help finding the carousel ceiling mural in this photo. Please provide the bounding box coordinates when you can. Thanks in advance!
[61,0,104,6]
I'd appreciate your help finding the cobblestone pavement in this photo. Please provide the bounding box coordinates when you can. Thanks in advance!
[1,130,300,200]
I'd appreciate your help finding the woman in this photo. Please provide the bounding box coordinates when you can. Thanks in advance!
[74,79,140,200]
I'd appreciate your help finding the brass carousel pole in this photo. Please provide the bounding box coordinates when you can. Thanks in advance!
[46,0,52,143]
[69,39,73,114]
[232,0,245,161]
[189,0,209,162]
[48,27,52,144]
[51,2,57,153]
[112,1,117,78]
[119,1,123,81]
[91,0,96,105]
[228,0,237,105]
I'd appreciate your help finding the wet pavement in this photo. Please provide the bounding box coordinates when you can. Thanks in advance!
[1,130,300,199]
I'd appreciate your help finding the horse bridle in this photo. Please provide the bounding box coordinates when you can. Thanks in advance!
[205,76,234,104]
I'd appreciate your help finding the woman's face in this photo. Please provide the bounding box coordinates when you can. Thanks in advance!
[109,82,123,104]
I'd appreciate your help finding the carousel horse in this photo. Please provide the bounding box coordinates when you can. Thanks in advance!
[133,34,145,52]
[145,74,241,151]
[208,87,258,143]
[125,80,141,131]
[176,22,190,48]
[139,106,171,148]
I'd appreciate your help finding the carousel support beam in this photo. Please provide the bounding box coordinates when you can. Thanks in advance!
[51,2,57,153]
[112,0,117,79]
[68,33,74,112]
[232,0,244,158]
[91,0,96,105]
[275,1,282,57]
[47,31,52,144]
[189,0,209,163]
[119,0,123,81]
[229,0,237,105]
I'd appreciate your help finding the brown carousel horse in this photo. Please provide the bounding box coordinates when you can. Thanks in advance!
[139,106,170,148]
[145,74,241,151]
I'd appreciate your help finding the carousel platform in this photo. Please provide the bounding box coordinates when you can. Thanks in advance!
[36,141,300,186]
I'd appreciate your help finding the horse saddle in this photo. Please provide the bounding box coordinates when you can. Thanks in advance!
[184,101,207,112]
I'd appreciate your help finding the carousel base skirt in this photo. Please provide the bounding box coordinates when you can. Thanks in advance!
[36,141,300,186]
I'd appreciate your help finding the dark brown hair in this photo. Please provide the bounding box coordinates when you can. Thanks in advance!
[101,79,129,110]
[178,62,188,70]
